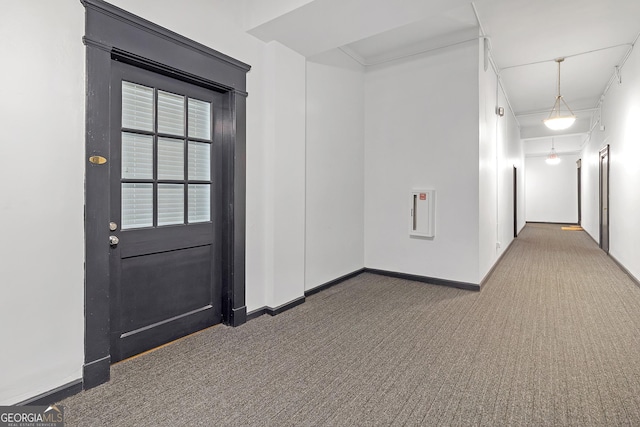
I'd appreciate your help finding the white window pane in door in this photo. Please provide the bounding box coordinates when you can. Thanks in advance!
[122,81,154,131]
[158,90,184,136]
[158,184,184,226]
[188,98,211,140]
[158,137,184,180]
[122,133,153,179]
[188,142,210,181]
[122,183,153,229]
[188,184,210,223]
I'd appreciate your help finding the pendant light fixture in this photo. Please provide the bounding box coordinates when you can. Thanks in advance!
[543,58,576,130]
[546,138,561,165]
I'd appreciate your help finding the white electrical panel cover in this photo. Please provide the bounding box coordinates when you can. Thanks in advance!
[410,189,435,237]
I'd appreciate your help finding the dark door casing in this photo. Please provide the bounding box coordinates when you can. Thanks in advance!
[599,146,609,253]
[513,166,517,238]
[577,159,582,225]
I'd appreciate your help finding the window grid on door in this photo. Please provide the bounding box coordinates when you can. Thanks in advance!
[121,80,212,230]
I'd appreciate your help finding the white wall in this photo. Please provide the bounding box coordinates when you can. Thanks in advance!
[305,49,365,291]
[478,42,525,282]
[364,41,480,284]
[525,154,579,223]
[582,42,640,280]
[263,41,307,308]
[478,47,498,282]
[0,1,85,404]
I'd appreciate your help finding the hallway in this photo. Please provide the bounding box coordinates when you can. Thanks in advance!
[61,224,640,425]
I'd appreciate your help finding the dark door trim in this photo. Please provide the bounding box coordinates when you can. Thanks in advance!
[513,166,518,238]
[82,0,250,390]
[577,159,582,225]
[599,145,610,252]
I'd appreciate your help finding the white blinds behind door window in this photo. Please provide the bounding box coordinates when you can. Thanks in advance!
[158,91,185,136]
[188,184,210,223]
[188,98,211,140]
[188,142,210,181]
[122,183,153,229]
[122,133,153,179]
[158,137,184,180]
[158,184,184,226]
[122,81,154,131]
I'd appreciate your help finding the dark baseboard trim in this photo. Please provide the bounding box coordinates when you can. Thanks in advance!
[526,221,580,225]
[228,305,247,327]
[16,379,83,406]
[364,268,480,291]
[609,254,640,289]
[305,268,365,297]
[82,355,110,390]
[246,296,307,320]
[480,238,515,287]
[246,306,266,321]
[266,296,306,316]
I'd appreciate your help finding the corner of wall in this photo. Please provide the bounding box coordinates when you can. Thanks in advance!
[263,41,307,308]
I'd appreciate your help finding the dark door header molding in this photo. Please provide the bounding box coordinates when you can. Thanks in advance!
[110,48,249,97]
[81,0,251,89]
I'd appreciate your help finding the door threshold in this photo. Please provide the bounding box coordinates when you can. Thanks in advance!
[112,323,220,365]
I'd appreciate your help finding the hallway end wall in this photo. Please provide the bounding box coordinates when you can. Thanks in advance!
[525,153,580,224]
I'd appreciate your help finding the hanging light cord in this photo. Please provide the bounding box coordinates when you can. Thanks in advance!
[547,58,575,119]
[556,59,561,99]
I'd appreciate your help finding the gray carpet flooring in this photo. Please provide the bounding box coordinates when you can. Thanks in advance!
[60,223,640,426]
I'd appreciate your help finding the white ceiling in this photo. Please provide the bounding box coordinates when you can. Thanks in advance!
[247,0,640,152]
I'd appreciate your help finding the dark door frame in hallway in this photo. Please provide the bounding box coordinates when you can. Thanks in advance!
[577,159,582,225]
[513,166,518,238]
[599,145,610,253]
[82,0,249,391]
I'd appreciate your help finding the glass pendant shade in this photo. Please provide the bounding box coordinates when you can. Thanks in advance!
[546,139,561,165]
[544,112,576,130]
[546,149,561,165]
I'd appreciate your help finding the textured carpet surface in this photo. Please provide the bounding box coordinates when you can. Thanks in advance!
[61,224,640,426]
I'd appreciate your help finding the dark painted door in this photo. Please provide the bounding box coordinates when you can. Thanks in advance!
[577,159,582,225]
[513,166,518,238]
[109,61,224,361]
[599,146,609,253]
